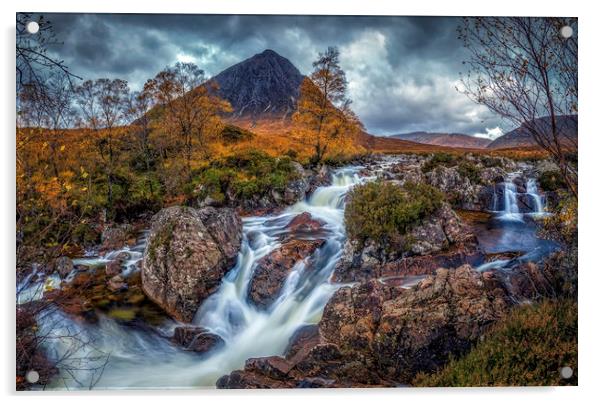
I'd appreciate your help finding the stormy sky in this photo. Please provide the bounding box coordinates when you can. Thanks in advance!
[39,13,505,138]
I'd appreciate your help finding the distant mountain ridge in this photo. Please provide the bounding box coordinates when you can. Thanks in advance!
[487,115,577,149]
[211,49,304,118]
[388,132,491,149]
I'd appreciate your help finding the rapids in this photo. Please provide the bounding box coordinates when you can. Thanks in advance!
[20,162,555,389]
[32,167,365,389]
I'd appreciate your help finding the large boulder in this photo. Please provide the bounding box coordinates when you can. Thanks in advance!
[141,206,242,322]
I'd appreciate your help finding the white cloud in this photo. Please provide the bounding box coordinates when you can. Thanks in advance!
[474,127,504,140]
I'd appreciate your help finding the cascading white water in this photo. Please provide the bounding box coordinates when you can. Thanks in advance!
[526,178,545,216]
[496,175,546,222]
[500,178,522,221]
[33,167,365,389]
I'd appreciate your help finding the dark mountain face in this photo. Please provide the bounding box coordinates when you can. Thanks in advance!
[487,115,578,149]
[390,131,491,149]
[211,49,304,118]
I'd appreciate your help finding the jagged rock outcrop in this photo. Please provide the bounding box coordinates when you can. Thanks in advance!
[141,206,242,322]
[334,203,483,282]
[218,265,518,388]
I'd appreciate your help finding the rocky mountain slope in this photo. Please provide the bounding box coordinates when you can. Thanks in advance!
[389,131,491,149]
[487,115,577,149]
[211,49,304,118]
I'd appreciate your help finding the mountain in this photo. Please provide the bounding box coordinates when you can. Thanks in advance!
[487,115,578,149]
[209,49,487,154]
[212,49,304,118]
[389,132,491,149]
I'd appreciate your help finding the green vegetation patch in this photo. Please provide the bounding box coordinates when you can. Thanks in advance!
[421,153,458,173]
[413,299,577,387]
[188,149,300,202]
[538,170,567,192]
[345,181,443,249]
[220,124,255,144]
[457,160,483,184]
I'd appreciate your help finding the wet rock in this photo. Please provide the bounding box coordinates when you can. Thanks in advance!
[248,238,326,308]
[517,193,537,213]
[245,356,293,379]
[141,206,242,322]
[54,256,73,278]
[307,165,331,194]
[284,324,321,363]
[100,225,133,254]
[512,176,526,191]
[172,326,224,353]
[105,252,131,276]
[216,370,294,389]
[283,162,310,204]
[285,212,325,234]
[107,275,126,292]
[494,261,557,301]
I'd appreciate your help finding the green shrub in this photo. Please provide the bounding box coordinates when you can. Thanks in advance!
[345,181,444,249]
[481,156,503,168]
[538,170,567,192]
[458,161,482,184]
[189,149,300,202]
[422,153,457,173]
[413,299,577,387]
[220,124,255,143]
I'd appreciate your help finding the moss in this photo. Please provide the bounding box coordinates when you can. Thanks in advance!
[107,307,137,321]
[457,160,482,184]
[413,299,577,387]
[148,219,175,262]
[345,181,443,250]
[421,153,457,173]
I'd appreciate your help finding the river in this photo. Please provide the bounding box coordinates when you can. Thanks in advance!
[19,162,555,389]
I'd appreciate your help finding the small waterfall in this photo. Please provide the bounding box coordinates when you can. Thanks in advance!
[34,166,366,389]
[500,176,522,221]
[496,174,546,221]
[526,178,545,215]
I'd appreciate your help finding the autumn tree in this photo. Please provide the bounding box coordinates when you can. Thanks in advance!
[75,78,130,211]
[125,82,156,194]
[458,17,578,198]
[147,62,231,176]
[294,47,360,165]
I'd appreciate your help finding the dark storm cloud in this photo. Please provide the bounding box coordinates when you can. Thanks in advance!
[34,13,504,137]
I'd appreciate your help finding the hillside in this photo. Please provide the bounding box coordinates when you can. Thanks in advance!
[487,115,577,149]
[389,132,491,149]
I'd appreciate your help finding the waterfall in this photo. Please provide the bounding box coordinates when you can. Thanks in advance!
[526,178,545,216]
[33,167,365,389]
[500,177,522,221]
[496,174,546,221]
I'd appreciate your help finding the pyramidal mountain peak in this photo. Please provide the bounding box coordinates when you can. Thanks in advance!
[211,49,304,118]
